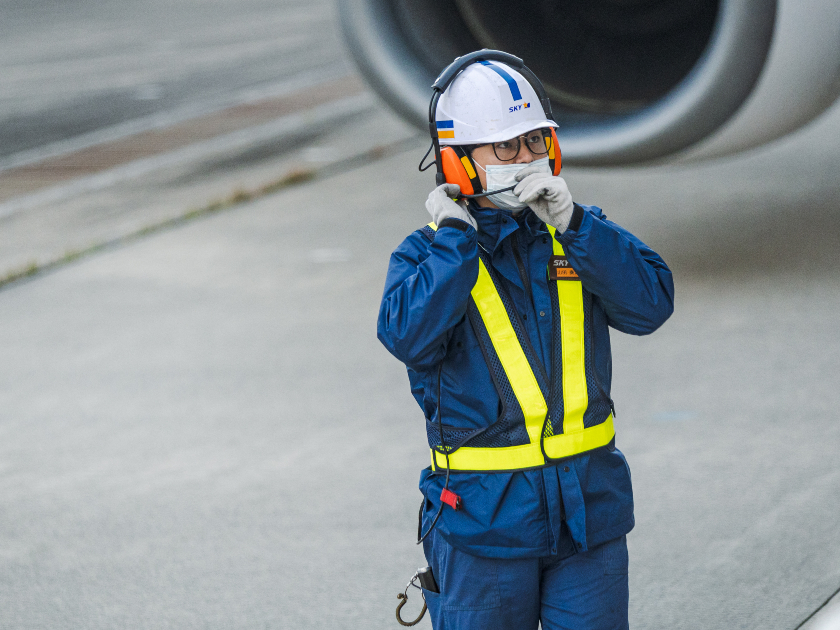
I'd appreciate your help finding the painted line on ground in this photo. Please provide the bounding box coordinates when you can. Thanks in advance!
[0,63,351,174]
[0,93,376,221]
[796,585,840,630]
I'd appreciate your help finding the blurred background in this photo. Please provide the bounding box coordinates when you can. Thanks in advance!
[0,0,838,628]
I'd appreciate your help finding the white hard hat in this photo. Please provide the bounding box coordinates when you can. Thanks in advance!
[435,61,558,146]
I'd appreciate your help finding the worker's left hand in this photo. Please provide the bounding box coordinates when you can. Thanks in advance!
[513,164,574,232]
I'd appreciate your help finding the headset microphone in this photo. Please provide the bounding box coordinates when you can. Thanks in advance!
[458,185,515,199]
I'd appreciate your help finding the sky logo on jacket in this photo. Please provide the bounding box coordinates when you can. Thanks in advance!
[509,103,530,113]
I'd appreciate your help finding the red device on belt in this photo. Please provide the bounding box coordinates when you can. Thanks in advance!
[440,488,462,510]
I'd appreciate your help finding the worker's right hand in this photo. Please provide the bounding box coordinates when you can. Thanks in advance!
[425,183,477,231]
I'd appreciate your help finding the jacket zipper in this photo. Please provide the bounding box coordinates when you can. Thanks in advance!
[508,231,549,385]
[510,231,534,310]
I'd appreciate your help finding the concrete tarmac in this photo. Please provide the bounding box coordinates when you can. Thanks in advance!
[0,0,346,161]
[1,1,840,627]
[1,107,839,628]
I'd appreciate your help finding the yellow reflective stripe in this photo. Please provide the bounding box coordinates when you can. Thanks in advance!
[428,222,437,230]
[423,221,614,472]
[472,260,547,444]
[433,442,544,471]
[558,280,587,432]
[543,414,614,460]
[548,226,587,435]
[431,415,613,471]
[460,156,477,179]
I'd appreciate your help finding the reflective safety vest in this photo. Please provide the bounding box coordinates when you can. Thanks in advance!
[423,222,615,472]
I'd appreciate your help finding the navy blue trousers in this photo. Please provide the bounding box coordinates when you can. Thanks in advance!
[422,531,629,630]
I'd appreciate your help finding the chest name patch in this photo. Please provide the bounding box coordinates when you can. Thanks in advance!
[549,255,579,281]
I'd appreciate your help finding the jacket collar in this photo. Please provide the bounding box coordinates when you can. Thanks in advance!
[468,201,547,254]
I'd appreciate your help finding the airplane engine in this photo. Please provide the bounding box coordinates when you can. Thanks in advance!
[337,0,840,164]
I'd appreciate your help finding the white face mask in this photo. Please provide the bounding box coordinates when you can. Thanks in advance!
[476,157,551,212]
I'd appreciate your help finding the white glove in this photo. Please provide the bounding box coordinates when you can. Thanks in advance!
[513,164,574,232]
[425,183,477,230]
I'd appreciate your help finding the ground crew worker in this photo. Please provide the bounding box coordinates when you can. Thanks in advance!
[377,53,674,630]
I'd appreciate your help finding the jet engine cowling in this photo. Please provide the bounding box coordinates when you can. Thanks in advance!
[338,0,840,164]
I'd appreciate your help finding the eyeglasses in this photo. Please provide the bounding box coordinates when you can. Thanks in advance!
[480,130,552,162]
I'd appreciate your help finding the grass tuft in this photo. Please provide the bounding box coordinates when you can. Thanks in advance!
[0,136,420,292]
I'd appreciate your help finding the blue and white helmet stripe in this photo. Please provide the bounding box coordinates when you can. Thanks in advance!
[478,60,522,101]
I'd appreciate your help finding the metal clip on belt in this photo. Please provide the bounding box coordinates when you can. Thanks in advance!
[396,566,438,626]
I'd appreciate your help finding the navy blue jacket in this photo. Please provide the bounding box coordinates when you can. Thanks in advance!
[377,202,674,559]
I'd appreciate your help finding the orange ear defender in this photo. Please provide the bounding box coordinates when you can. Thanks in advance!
[547,128,562,175]
[440,146,483,196]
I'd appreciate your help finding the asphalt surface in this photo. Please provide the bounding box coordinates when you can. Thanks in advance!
[2,122,839,628]
[2,1,840,628]
[0,0,346,162]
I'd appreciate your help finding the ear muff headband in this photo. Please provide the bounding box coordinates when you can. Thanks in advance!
[428,50,558,190]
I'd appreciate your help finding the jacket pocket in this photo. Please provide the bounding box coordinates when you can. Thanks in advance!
[436,537,501,611]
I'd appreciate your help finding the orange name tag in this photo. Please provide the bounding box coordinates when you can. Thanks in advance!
[549,255,579,281]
